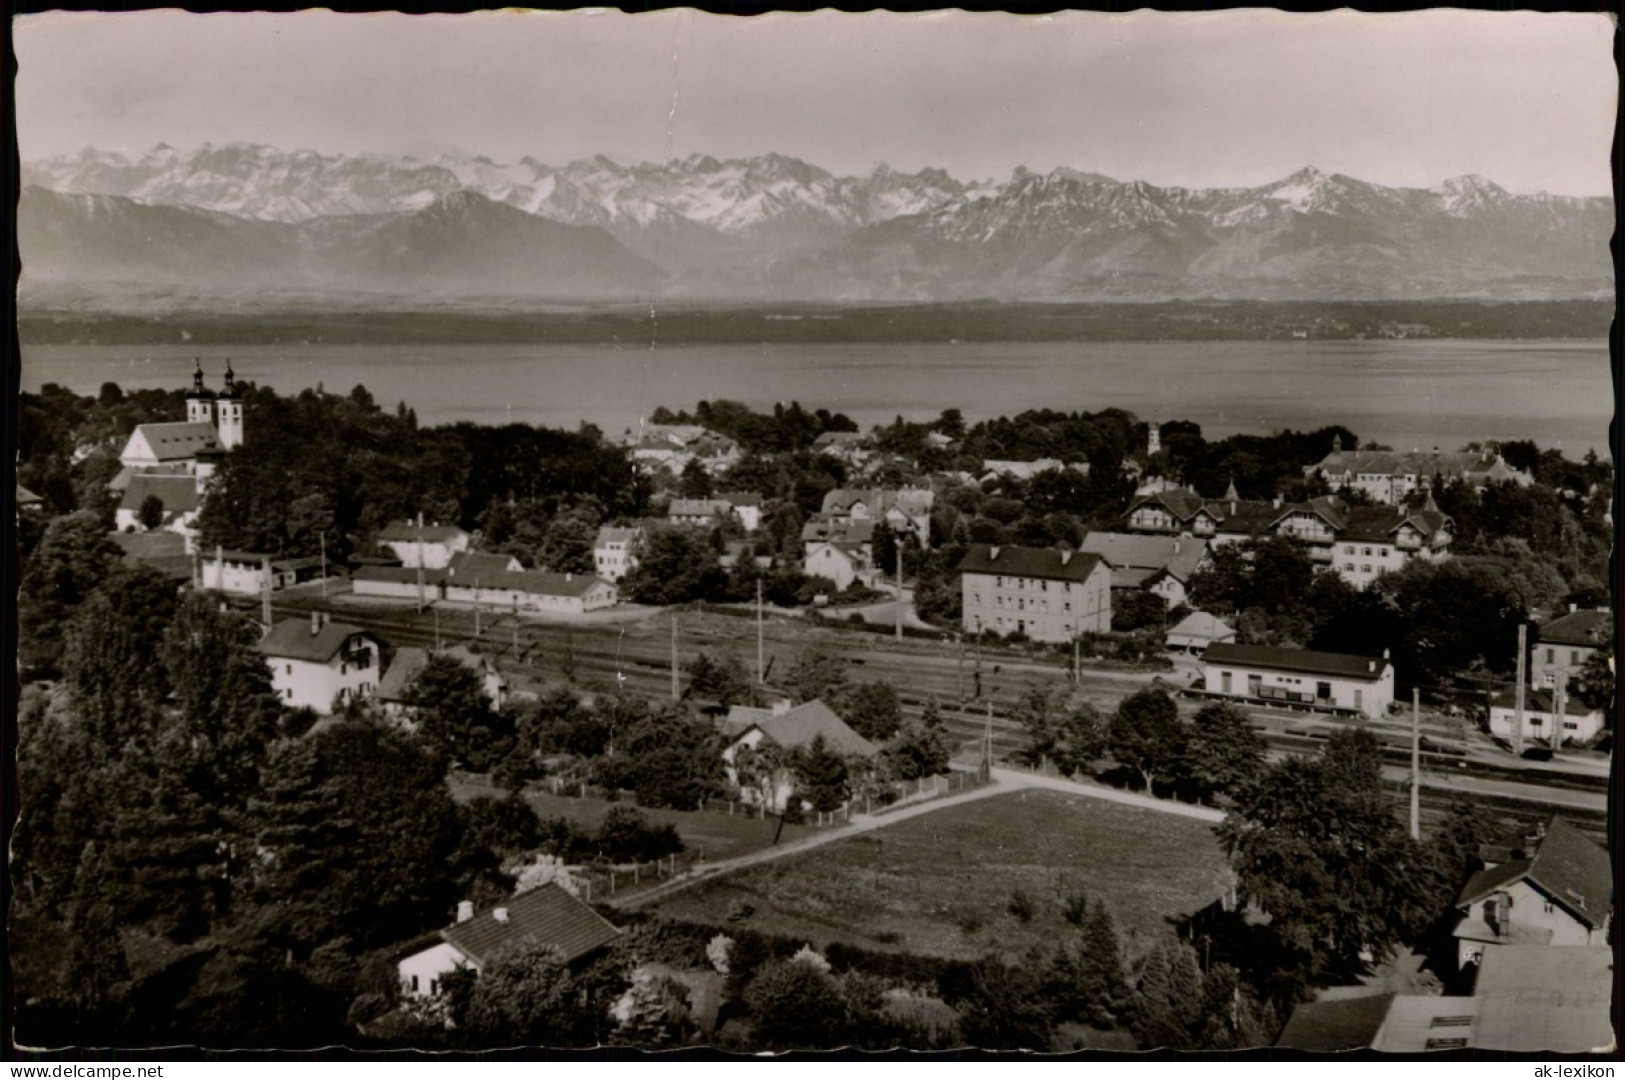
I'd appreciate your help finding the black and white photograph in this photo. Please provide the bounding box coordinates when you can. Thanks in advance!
[8,7,1617,1058]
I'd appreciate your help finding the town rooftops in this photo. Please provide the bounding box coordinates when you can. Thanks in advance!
[716,491,763,508]
[258,617,374,664]
[741,699,880,759]
[128,421,222,461]
[118,473,201,514]
[1202,643,1390,681]
[1536,609,1612,648]
[812,431,866,446]
[438,884,621,968]
[957,544,1105,584]
[801,519,876,547]
[1338,505,1451,543]
[378,521,468,543]
[1455,818,1611,929]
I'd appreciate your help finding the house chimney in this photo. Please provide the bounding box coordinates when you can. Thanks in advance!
[1368,659,1375,673]
[772,699,793,716]
[1060,549,1072,565]
[493,907,509,923]
[1173,539,1180,554]
[1272,494,1282,509]
[990,545,1001,560]
[566,572,573,583]
[1570,602,1578,613]
[1382,648,1390,660]
[310,610,322,636]
[456,900,474,924]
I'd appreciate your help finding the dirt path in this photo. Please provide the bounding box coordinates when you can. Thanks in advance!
[990,767,1227,823]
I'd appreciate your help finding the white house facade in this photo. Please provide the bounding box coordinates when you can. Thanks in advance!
[957,544,1111,643]
[1200,642,1394,718]
[258,613,381,713]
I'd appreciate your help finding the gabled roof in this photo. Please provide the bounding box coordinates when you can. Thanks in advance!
[1487,689,1602,718]
[1455,819,1612,929]
[802,519,875,546]
[1338,505,1451,543]
[1166,611,1235,643]
[716,491,763,508]
[669,498,731,517]
[1127,488,1206,522]
[1078,532,1208,581]
[448,551,523,578]
[379,645,499,703]
[1536,609,1612,648]
[595,526,643,545]
[957,544,1105,584]
[258,618,376,664]
[353,565,450,586]
[16,483,42,507]
[378,521,468,543]
[445,569,610,598]
[1202,643,1389,681]
[437,883,621,968]
[1210,501,1279,536]
[127,421,221,462]
[117,473,201,514]
[1275,993,1397,1051]
[744,699,880,759]
[821,488,934,518]
[812,431,866,446]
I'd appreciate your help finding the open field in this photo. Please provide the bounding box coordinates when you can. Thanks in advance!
[447,777,815,863]
[645,789,1234,965]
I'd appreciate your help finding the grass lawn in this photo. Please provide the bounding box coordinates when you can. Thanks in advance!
[647,790,1234,965]
[448,776,815,863]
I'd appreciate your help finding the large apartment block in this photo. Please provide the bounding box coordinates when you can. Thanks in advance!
[958,543,1111,643]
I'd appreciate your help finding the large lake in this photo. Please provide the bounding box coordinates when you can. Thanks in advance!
[21,339,1613,456]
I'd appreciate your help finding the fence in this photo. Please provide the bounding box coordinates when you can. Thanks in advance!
[572,849,705,904]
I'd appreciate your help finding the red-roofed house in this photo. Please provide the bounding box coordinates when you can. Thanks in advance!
[396,884,621,999]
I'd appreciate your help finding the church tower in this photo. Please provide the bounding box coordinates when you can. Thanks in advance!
[186,359,216,425]
[1148,421,1162,457]
[216,360,244,450]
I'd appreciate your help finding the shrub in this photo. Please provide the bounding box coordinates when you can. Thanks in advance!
[1007,888,1036,924]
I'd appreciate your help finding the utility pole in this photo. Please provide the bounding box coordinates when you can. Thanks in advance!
[1514,622,1527,755]
[982,696,995,782]
[512,596,520,656]
[1073,635,1081,685]
[319,531,328,601]
[895,535,904,641]
[1410,687,1421,841]
[956,634,964,703]
[474,593,482,639]
[434,607,441,651]
[756,577,765,688]
[1552,675,1565,751]
[416,512,426,615]
[261,556,272,630]
[671,611,680,701]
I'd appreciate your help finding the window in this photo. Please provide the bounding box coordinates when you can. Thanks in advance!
[1424,1038,1469,1050]
[1361,564,1371,574]
[1571,650,1580,665]
[1221,672,1232,693]
[285,689,293,700]
[1564,722,1578,731]
[1345,545,1355,554]
[1018,598,1025,610]
[1529,716,1544,727]
[1363,547,1372,556]
[1344,563,1354,571]
[1429,1016,1474,1029]
[341,662,347,675]
[974,593,982,605]
[287,664,293,674]
[1354,689,1363,711]
[411,975,420,992]
[1546,648,1555,664]
[1064,603,1072,613]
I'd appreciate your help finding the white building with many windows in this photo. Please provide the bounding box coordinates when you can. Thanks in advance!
[958,544,1111,642]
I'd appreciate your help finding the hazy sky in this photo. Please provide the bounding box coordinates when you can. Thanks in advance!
[14,9,1617,195]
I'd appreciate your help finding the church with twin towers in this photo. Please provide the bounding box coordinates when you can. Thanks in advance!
[112,360,247,540]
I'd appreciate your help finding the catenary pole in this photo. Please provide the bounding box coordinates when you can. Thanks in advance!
[1410,687,1421,841]
[1514,622,1527,755]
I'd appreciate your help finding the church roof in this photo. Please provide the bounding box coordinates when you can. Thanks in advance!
[127,421,221,462]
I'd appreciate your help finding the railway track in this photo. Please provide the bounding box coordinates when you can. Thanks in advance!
[243,592,1609,831]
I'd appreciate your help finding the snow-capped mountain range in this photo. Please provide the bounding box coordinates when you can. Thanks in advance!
[19,143,1613,303]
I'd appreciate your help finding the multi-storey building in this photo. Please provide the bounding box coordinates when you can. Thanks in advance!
[958,544,1111,642]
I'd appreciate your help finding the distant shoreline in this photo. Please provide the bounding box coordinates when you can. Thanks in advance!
[16,298,1612,348]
